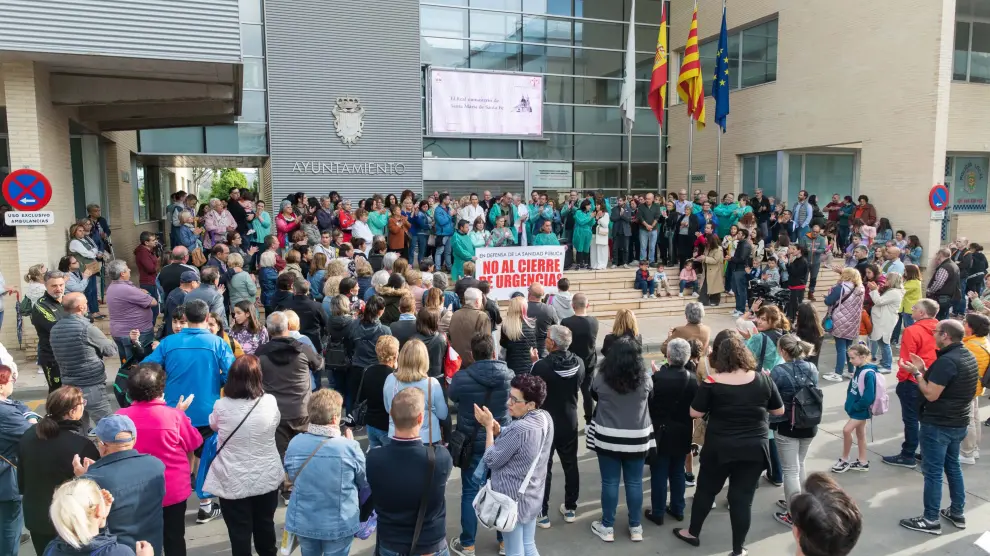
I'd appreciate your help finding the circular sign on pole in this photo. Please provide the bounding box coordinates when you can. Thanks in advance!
[2,169,53,211]
[929,184,949,211]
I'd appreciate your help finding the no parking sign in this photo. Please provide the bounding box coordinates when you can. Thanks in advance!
[2,169,55,226]
[929,184,949,211]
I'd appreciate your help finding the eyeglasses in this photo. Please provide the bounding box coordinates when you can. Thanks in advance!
[509,395,526,405]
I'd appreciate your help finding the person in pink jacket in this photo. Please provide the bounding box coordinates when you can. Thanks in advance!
[117,362,202,556]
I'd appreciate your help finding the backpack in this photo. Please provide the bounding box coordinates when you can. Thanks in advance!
[856,367,889,416]
[324,336,350,369]
[783,361,823,429]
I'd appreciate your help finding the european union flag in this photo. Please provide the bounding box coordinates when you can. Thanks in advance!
[713,6,730,132]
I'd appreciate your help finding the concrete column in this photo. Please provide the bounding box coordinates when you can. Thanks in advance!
[2,61,75,284]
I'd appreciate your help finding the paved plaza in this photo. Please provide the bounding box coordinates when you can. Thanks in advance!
[10,313,990,556]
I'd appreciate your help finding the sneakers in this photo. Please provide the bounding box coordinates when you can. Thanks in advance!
[899,515,942,535]
[821,373,844,382]
[691,292,699,298]
[849,460,870,472]
[776,499,788,511]
[498,542,505,556]
[959,454,977,465]
[678,292,685,297]
[591,520,614,542]
[882,454,918,469]
[642,294,649,300]
[630,525,644,542]
[731,310,743,317]
[449,539,475,556]
[773,512,793,527]
[763,473,782,487]
[559,503,576,523]
[536,513,551,529]
[196,505,222,524]
[877,367,892,374]
[685,472,696,487]
[831,459,850,473]
[939,508,966,529]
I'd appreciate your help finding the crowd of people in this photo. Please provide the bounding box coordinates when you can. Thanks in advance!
[0,184,986,556]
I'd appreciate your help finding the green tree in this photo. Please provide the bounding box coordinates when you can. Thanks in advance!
[209,168,249,200]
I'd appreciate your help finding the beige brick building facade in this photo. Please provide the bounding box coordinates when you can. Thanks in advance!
[665,0,987,264]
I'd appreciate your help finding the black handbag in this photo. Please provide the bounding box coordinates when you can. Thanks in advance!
[346,366,370,429]
[448,375,493,469]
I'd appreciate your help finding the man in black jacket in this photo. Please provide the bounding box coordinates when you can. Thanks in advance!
[750,188,772,239]
[927,247,962,320]
[367,388,452,556]
[560,293,598,425]
[898,320,979,535]
[532,325,584,527]
[448,334,513,555]
[277,279,327,350]
[226,188,251,237]
[31,270,67,391]
[784,244,810,322]
[158,247,199,301]
[256,311,325,461]
[610,197,633,267]
[527,283,560,358]
[729,230,753,317]
[388,294,418,347]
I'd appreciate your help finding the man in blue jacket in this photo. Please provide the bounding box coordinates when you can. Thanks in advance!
[433,193,454,272]
[78,415,165,555]
[142,298,233,523]
[448,334,514,556]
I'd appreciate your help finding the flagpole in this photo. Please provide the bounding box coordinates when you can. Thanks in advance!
[627,122,633,195]
[687,122,694,189]
[716,128,722,195]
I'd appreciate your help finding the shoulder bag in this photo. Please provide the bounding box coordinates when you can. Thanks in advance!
[473,412,550,533]
[347,366,370,429]
[195,396,263,499]
[448,370,493,469]
[822,284,853,333]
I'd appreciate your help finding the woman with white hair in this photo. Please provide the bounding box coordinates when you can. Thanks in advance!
[646,338,698,526]
[363,270,390,303]
[204,198,235,249]
[175,211,201,252]
[868,272,904,373]
[43,478,152,556]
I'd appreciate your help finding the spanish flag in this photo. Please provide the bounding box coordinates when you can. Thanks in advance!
[646,2,668,124]
[677,1,706,129]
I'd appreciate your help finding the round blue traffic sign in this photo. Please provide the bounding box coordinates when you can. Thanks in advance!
[2,169,53,211]
[929,184,949,211]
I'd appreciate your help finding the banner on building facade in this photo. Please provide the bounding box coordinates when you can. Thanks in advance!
[474,246,566,300]
[428,68,544,138]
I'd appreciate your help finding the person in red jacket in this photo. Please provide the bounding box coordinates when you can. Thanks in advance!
[882,298,939,469]
[133,231,161,324]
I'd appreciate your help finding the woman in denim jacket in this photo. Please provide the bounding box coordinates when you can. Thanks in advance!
[284,389,367,556]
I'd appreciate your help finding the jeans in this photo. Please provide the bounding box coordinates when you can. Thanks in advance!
[637,280,656,296]
[808,261,821,293]
[0,310,4,336]
[776,435,813,510]
[892,313,914,344]
[141,284,161,324]
[78,383,113,430]
[113,329,156,364]
[434,235,452,269]
[219,490,279,556]
[639,228,658,264]
[796,226,810,240]
[367,426,390,449]
[679,280,697,293]
[962,398,981,458]
[163,500,187,556]
[731,271,748,312]
[0,500,22,556]
[542,434,579,515]
[502,519,538,556]
[460,454,502,547]
[768,436,782,484]
[597,453,644,528]
[897,380,920,458]
[414,235,429,266]
[84,276,99,315]
[758,221,769,240]
[833,337,854,376]
[871,339,893,369]
[298,536,353,556]
[920,423,967,521]
[650,454,686,517]
[689,453,763,555]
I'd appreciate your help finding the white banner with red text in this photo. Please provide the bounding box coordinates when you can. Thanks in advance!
[473,246,566,300]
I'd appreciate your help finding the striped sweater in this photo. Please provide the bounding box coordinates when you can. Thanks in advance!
[586,371,656,459]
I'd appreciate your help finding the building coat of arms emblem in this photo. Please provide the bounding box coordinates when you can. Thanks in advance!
[332,97,365,147]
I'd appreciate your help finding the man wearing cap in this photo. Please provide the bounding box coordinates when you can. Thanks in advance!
[161,270,200,338]
[74,414,166,555]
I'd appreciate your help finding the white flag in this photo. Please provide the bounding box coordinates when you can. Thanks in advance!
[619,0,637,130]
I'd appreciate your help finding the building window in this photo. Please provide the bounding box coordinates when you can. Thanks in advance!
[786,153,855,208]
[954,1,990,82]
[694,19,777,97]
[136,165,149,223]
[741,153,778,199]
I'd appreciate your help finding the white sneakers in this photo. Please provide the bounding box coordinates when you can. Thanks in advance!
[821,373,844,382]
[960,454,977,465]
[591,521,614,542]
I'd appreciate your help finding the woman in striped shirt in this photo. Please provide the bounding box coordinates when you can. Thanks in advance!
[587,336,654,544]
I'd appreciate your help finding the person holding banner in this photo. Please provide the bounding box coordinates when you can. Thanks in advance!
[533,220,560,247]
[451,220,476,282]
[572,200,594,270]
